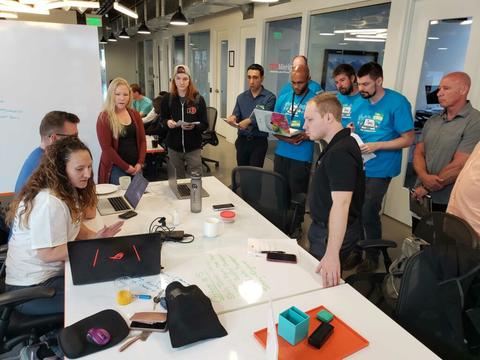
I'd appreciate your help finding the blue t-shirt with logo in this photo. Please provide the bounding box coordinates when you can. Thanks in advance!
[337,92,362,128]
[351,89,414,178]
[274,88,316,163]
[278,79,323,99]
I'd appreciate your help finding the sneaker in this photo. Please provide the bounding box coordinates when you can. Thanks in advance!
[356,256,379,273]
[342,251,363,271]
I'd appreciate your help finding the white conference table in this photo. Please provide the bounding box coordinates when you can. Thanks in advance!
[64,176,438,359]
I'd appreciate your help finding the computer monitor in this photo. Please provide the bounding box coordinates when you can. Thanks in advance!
[425,85,439,105]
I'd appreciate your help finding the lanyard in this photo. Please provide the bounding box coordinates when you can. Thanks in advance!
[290,89,309,123]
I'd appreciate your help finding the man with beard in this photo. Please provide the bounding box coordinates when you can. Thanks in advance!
[332,64,361,128]
[352,62,415,272]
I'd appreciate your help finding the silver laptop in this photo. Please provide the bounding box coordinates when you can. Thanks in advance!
[97,173,149,215]
[167,160,209,199]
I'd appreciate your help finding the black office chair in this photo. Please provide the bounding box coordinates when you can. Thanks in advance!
[346,212,480,359]
[201,107,220,173]
[231,166,305,237]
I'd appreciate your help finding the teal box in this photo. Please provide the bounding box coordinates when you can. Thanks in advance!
[278,306,310,346]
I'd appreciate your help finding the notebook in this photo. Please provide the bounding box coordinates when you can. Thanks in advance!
[68,232,163,285]
[96,172,149,216]
[167,160,209,200]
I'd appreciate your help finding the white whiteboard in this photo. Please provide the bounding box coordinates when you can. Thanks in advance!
[0,21,103,191]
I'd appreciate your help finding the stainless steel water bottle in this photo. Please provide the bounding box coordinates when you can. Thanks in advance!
[190,172,202,213]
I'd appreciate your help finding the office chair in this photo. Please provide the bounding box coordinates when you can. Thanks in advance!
[201,107,220,173]
[231,166,305,237]
[346,212,480,358]
[0,193,14,245]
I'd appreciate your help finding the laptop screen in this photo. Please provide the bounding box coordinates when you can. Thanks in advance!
[124,172,149,208]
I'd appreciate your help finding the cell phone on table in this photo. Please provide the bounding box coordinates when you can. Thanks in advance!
[212,203,235,211]
[266,252,297,263]
[130,320,167,332]
[119,210,137,219]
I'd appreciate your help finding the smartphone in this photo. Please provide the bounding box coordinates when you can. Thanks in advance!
[212,203,235,211]
[130,320,168,332]
[266,252,297,263]
[119,210,137,219]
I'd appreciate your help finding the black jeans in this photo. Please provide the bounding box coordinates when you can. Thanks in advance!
[361,177,391,259]
[235,136,268,167]
[411,202,448,233]
[308,219,362,265]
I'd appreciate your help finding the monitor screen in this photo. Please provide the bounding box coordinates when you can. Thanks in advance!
[425,85,439,105]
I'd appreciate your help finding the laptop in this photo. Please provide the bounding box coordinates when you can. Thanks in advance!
[167,160,209,199]
[254,109,303,137]
[97,172,149,216]
[68,232,163,285]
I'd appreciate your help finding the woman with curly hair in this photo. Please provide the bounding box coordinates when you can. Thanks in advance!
[5,137,123,315]
[97,77,147,184]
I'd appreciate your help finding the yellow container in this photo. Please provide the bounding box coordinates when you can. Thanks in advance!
[116,290,133,305]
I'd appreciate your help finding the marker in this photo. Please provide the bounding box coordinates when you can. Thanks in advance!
[260,251,285,254]
[134,294,152,300]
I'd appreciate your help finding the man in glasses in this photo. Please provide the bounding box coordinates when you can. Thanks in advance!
[15,111,79,193]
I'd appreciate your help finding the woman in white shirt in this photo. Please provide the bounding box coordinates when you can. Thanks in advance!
[6,136,123,315]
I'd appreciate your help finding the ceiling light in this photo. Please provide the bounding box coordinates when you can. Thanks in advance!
[118,27,129,38]
[344,37,386,43]
[99,35,108,44]
[427,36,439,40]
[430,20,439,25]
[334,28,387,34]
[113,2,137,19]
[338,43,347,45]
[137,21,151,34]
[319,32,335,36]
[108,32,117,42]
[0,2,49,15]
[0,11,17,18]
[252,0,279,2]
[437,47,448,50]
[170,6,188,26]
[37,1,99,10]
[461,19,472,25]
[356,34,388,39]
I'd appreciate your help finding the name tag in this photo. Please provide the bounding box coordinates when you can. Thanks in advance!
[291,120,301,128]
[342,105,352,118]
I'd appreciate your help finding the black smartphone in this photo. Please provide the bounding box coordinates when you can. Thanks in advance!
[212,203,235,211]
[130,320,167,332]
[119,210,137,219]
[266,252,297,263]
[308,322,334,349]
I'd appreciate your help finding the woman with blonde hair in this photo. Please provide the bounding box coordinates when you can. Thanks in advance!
[160,65,208,178]
[6,137,123,315]
[97,77,146,184]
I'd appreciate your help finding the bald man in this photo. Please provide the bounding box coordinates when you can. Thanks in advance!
[412,71,480,230]
[278,55,323,98]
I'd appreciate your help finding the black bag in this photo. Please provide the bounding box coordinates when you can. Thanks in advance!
[165,281,227,348]
[58,309,129,358]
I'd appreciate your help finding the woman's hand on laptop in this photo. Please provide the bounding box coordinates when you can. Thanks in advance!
[95,220,124,239]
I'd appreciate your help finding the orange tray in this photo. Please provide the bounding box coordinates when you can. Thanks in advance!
[254,305,369,359]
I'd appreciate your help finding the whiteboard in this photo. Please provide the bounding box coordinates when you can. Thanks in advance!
[0,21,103,191]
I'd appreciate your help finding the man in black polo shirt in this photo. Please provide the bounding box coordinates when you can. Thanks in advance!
[303,93,365,287]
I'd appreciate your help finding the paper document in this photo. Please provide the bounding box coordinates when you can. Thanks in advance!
[247,238,299,256]
[350,132,376,163]
[176,120,200,127]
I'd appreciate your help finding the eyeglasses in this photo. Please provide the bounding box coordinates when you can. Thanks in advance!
[50,133,79,138]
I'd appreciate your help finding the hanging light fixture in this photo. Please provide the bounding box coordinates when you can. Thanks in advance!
[170,6,188,26]
[137,1,151,34]
[118,16,130,39]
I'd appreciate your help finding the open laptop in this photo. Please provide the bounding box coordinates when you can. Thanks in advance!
[68,232,163,285]
[97,172,149,216]
[254,109,302,137]
[167,160,209,199]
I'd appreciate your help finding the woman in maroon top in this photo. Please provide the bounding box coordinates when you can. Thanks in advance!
[96,77,146,184]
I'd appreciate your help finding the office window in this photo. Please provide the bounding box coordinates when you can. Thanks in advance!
[307,3,391,91]
[244,38,256,91]
[189,31,210,105]
[173,35,185,68]
[264,17,301,95]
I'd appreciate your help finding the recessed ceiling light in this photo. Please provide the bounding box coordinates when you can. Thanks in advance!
[344,37,386,43]
[437,47,448,50]
[428,37,439,40]
[319,32,335,36]
[338,43,347,45]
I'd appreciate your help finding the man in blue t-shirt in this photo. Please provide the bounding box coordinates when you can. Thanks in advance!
[15,111,80,193]
[352,62,415,272]
[274,65,317,234]
[226,64,276,167]
[332,64,362,128]
[131,83,153,116]
[278,55,323,98]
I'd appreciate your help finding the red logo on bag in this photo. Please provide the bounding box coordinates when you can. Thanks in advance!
[187,106,197,115]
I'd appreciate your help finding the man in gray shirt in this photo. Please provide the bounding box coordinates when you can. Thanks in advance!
[412,71,480,230]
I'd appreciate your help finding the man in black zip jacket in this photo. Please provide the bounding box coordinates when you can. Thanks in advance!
[160,65,208,178]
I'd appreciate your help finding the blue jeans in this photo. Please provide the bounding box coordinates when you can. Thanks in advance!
[6,276,64,315]
[109,165,130,185]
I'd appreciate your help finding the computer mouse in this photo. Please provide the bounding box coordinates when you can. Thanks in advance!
[86,328,111,346]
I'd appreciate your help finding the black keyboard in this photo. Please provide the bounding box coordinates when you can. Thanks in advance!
[177,184,191,197]
[108,196,130,211]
